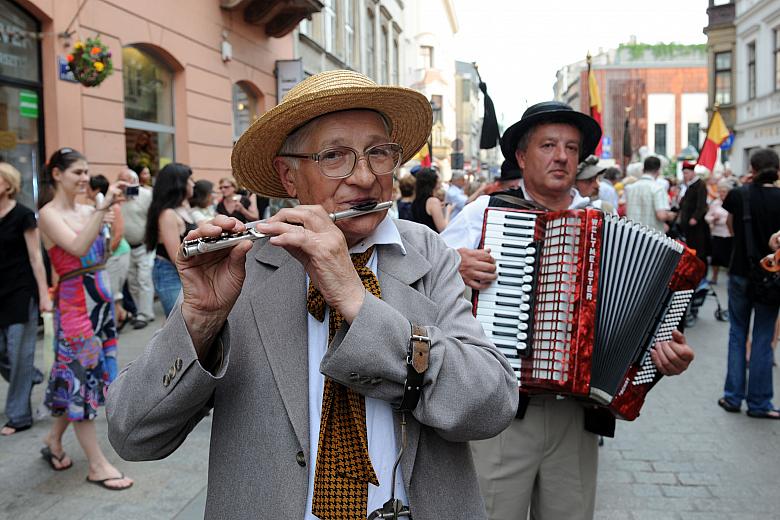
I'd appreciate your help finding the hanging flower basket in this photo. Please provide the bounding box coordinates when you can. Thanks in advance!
[66,37,114,87]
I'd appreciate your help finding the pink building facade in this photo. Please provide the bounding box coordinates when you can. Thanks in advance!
[2,0,296,208]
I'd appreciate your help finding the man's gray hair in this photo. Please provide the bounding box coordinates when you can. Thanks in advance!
[277,109,392,170]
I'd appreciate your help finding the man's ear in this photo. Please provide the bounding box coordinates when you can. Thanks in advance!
[273,157,298,198]
[515,149,526,170]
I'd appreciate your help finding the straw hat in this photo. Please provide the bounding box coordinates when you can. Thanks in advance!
[231,70,433,198]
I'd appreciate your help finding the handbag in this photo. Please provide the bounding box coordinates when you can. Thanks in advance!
[740,187,780,306]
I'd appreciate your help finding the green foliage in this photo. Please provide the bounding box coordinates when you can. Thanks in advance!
[618,42,707,61]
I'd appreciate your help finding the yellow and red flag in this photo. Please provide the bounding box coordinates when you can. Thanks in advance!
[697,110,730,171]
[587,65,603,157]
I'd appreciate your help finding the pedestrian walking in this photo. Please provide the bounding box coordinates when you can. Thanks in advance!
[705,180,733,284]
[118,167,155,330]
[106,69,517,520]
[678,161,711,263]
[145,163,196,318]
[719,148,780,419]
[37,147,133,489]
[0,162,52,436]
[624,156,674,233]
[411,167,451,232]
[442,101,694,520]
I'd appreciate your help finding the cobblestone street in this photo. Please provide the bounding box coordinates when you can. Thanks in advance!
[1,280,778,519]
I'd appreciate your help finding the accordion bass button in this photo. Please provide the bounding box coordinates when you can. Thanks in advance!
[522,275,533,283]
[518,323,529,331]
[524,256,535,264]
[518,313,530,321]
[523,266,534,274]
[519,303,530,312]
[517,332,528,340]
[522,285,532,292]
[525,247,536,255]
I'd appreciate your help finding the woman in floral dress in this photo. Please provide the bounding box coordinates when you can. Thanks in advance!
[38,148,133,490]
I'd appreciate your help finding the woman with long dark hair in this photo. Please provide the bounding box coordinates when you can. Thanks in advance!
[145,163,195,317]
[0,163,51,436]
[37,148,133,489]
[411,168,451,232]
[189,179,216,225]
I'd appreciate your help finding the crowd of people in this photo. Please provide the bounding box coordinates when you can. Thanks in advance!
[0,67,777,520]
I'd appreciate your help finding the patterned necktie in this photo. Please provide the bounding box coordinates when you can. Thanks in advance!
[308,246,380,520]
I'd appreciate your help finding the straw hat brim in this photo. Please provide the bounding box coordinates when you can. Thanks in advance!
[232,86,433,198]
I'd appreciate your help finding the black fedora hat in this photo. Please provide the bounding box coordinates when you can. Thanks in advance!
[500,101,602,164]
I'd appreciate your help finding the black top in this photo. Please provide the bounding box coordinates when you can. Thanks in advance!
[411,197,437,232]
[723,184,780,277]
[0,203,38,326]
[396,199,413,221]
[217,195,252,223]
[156,220,198,262]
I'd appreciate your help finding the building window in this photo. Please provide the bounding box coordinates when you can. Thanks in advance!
[366,9,375,79]
[380,26,388,84]
[123,46,175,177]
[420,45,433,69]
[714,51,732,105]
[0,0,43,210]
[232,83,259,142]
[687,122,700,151]
[775,29,780,91]
[392,37,399,85]
[748,42,756,100]
[323,0,336,53]
[299,17,311,36]
[654,123,667,156]
[345,0,354,67]
[431,94,443,125]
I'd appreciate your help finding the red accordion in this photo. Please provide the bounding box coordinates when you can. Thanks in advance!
[473,207,704,420]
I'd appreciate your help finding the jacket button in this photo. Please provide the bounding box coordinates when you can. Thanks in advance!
[175,357,183,370]
[296,451,306,467]
[163,374,171,387]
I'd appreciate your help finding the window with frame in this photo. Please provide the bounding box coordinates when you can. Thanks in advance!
[366,9,375,79]
[687,122,700,150]
[123,46,175,176]
[232,83,259,142]
[323,0,336,53]
[714,51,732,105]
[345,0,354,66]
[748,42,756,100]
[775,29,780,91]
[299,17,311,36]
[654,123,667,156]
[431,94,443,125]
[420,45,433,69]
[380,25,388,84]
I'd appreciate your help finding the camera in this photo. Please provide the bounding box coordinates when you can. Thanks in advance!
[124,185,140,199]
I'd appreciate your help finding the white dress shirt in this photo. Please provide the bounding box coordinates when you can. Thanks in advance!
[445,184,468,219]
[305,214,408,520]
[440,181,588,250]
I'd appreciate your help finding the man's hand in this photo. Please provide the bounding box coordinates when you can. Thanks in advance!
[256,205,366,323]
[177,215,253,359]
[456,247,497,290]
[651,330,694,376]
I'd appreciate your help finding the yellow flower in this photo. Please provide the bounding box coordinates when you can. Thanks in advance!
[74,41,83,50]
[94,62,104,72]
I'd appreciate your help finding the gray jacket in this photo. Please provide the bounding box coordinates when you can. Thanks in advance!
[106,219,517,520]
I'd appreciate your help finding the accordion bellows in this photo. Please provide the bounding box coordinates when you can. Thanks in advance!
[473,208,705,420]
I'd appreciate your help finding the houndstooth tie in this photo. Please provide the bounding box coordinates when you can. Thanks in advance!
[308,246,380,520]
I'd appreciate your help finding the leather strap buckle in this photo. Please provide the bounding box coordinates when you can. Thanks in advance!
[396,324,429,411]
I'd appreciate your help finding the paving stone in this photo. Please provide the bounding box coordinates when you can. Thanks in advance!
[634,472,678,485]
[613,459,654,472]
[660,485,712,498]
[631,484,663,497]
[631,511,681,520]
[677,472,721,486]
[651,462,696,473]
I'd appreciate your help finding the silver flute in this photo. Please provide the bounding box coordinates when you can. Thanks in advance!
[180,201,393,258]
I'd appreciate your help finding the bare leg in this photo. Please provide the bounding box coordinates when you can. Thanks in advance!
[72,419,133,489]
[711,266,719,284]
[43,416,72,469]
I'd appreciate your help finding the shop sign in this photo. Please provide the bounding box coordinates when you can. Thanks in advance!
[0,15,39,83]
[57,55,78,83]
[0,130,17,150]
[275,59,303,104]
[19,90,38,118]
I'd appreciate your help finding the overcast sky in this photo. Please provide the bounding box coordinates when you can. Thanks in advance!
[452,0,709,126]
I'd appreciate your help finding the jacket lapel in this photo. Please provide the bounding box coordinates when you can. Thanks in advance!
[248,242,310,455]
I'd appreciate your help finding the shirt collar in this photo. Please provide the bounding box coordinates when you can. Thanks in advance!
[348,213,406,255]
[518,179,588,210]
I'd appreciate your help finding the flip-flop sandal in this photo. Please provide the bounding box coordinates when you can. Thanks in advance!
[1,422,32,435]
[86,473,133,491]
[40,446,73,471]
[717,398,740,413]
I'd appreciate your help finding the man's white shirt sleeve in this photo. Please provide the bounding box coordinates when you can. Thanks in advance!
[440,195,490,250]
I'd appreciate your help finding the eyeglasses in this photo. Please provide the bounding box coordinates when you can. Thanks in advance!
[278,143,403,179]
[219,185,233,189]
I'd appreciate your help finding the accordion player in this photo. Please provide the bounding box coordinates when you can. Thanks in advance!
[472,206,705,420]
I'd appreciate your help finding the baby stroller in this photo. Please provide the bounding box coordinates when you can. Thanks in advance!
[685,278,728,328]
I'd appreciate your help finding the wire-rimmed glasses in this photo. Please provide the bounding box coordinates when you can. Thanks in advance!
[278,143,403,179]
